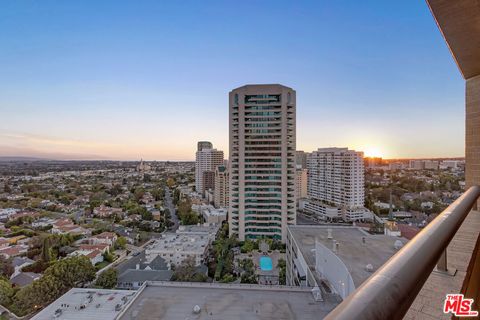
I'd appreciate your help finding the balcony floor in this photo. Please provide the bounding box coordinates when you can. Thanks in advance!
[404,210,480,319]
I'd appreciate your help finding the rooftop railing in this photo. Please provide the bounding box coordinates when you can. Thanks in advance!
[324,185,480,320]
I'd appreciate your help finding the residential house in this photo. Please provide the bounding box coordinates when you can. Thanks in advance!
[0,245,28,259]
[10,272,41,287]
[116,251,172,289]
[93,205,124,218]
[88,232,118,247]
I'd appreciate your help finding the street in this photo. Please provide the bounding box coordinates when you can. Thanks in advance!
[164,187,179,231]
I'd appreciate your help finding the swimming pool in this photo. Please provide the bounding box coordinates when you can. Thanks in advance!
[259,256,273,271]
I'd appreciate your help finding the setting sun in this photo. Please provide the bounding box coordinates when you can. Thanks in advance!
[363,147,383,158]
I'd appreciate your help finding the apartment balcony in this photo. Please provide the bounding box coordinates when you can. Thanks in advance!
[324,1,480,319]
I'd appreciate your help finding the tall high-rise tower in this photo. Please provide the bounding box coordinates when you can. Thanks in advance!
[195,142,224,196]
[229,84,296,242]
[214,165,229,208]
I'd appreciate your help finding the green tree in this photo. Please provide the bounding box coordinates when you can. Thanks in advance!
[43,256,96,290]
[12,256,95,316]
[115,237,127,250]
[102,251,115,263]
[177,198,199,225]
[0,278,14,306]
[151,188,164,201]
[134,188,145,202]
[241,239,255,253]
[277,258,286,285]
[41,237,52,262]
[172,256,206,282]
[141,210,153,221]
[0,256,14,278]
[109,184,123,196]
[95,269,117,289]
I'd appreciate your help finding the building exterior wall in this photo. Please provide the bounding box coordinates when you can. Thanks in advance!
[295,169,308,200]
[229,84,296,242]
[286,228,316,288]
[306,148,367,221]
[295,151,307,169]
[214,166,229,208]
[466,75,480,203]
[195,146,224,196]
[202,170,215,193]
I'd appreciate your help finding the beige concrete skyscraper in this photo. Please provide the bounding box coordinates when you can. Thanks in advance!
[214,165,229,208]
[229,84,296,242]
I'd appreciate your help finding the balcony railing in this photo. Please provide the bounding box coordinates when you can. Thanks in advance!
[324,185,480,320]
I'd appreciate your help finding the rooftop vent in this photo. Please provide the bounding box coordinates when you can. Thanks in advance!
[332,240,339,253]
[327,228,333,239]
[365,264,374,272]
[311,286,323,302]
[394,240,403,250]
[193,305,201,314]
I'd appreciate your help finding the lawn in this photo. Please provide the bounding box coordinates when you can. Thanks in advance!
[95,261,110,270]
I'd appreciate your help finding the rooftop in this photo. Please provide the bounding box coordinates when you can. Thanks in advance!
[31,288,138,320]
[145,233,210,254]
[120,282,337,320]
[288,225,407,287]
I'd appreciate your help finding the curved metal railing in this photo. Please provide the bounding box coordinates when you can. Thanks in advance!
[325,185,480,320]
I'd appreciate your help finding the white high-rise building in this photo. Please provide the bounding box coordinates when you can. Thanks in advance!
[229,84,296,242]
[195,143,224,196]
[305,147,370,221]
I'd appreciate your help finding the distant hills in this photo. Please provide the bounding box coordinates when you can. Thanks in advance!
[0,156,51,162]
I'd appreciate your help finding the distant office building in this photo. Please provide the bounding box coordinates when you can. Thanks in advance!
[409,160,425,170]
[305,148,370,221]
[295,169,308,200]
[409,159,439,170]
[214,165,229,208]
[424,160,439,170]
[229,84,296,242]
[440,160,463,170]
[388,162,405,171]
[192,204,228,224]
[296,151,307,169]
[195,143,224,196]
[202,170,215,193]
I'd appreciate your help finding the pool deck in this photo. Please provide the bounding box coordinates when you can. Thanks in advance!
[236,251,285,285]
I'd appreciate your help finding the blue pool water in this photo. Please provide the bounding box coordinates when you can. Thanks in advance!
[259,256,273,271]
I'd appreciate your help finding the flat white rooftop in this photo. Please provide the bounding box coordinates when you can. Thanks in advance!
[289,225,407,287]
[31,288,138,320]
[121,282,338,320]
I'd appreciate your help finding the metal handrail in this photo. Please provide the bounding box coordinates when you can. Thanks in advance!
[325,185,480,320]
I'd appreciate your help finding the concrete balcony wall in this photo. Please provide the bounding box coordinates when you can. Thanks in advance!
[466,75,480,196]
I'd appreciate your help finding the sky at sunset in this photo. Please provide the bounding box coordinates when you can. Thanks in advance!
[0,1,465,160]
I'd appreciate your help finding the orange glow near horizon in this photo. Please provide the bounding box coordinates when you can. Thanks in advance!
[363,146,384,158]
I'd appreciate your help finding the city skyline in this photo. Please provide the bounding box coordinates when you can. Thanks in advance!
[1,1,465,160]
